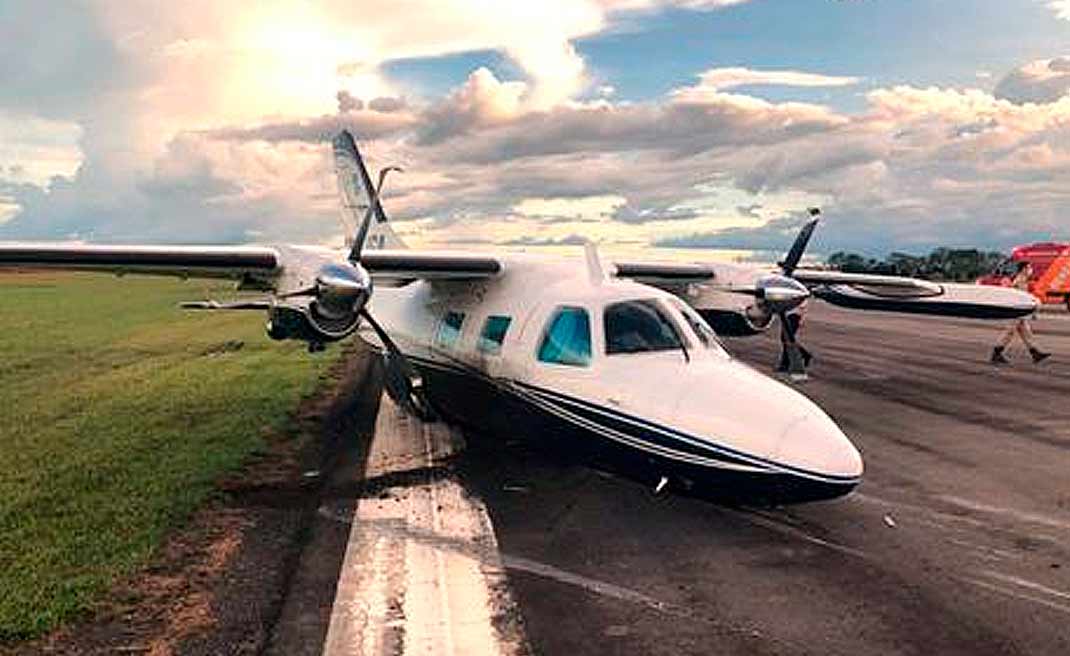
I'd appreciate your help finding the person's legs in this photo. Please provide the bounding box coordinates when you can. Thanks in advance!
[997,323,1017,347]
[991,323,1016,363]
[1018,319,1051,363]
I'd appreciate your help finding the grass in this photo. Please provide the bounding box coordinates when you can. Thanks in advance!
[0,271,338,641]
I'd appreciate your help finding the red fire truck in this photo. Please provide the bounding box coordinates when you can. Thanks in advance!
[978,242,1070,310]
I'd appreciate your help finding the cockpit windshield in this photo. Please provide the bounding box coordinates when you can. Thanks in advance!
[604,300,684,355]
[668,297,725,353]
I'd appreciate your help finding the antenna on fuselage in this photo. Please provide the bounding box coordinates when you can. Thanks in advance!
[584,240,608,286]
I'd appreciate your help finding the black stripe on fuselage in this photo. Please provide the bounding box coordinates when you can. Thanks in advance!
[400,352,859,503]
[402,352,858,484]
[510,381,859,485]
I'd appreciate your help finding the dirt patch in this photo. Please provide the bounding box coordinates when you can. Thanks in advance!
[6,343,382,656]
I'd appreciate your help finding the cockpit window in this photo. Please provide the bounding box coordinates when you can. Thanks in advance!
[668,297,717,348]
[537,306,591,366]
[604,300,684,355]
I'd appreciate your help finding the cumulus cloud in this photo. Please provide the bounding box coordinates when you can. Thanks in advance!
[5,1,1070,256]
[994,56,1070,104]
[418,68,529,145]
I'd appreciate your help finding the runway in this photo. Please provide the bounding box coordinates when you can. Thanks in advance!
[449,306,1070,655]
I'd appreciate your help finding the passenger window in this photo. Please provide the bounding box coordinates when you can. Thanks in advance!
[537,307,591,367]
[604,300,683,355]
[478,315,512,354]
[435,311,465,349]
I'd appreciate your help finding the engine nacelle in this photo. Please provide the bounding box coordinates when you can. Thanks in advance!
[266,261,371,349]
[265,303,362,345]
[688,273,808,336]
[696,307,774,336]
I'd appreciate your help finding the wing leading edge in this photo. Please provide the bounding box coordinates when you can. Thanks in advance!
[0,243,503,284]
[0,243,280,279]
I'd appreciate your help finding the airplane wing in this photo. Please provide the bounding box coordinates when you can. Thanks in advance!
[0,244,503,282]
[790,269,943,295]
[612,261,716,285]
[790,269,1036,318]
[615,257,1036,329]
[362,250,502,281]
[0,243,280,279]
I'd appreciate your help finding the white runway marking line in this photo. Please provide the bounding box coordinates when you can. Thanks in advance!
[962,577,1070,617]
[500,555,674,612]
[734,509,870,560]
[983,570,1070,603]
[938,495,1070,533]
[323,399,528,656]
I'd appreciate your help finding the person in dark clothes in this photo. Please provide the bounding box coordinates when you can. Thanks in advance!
[777,302,813,375]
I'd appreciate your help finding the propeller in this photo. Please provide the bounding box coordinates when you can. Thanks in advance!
[331,130,433,418]
[180,131,431,417]
[359,308,434,420]
[724,208,819,376]
[767,208,821,377]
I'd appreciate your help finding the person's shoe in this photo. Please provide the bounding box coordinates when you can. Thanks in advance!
[991,346,1010,364]
[1030,348,1051,364]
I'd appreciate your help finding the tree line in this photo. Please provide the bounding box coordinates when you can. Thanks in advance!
[826,248,1007,282]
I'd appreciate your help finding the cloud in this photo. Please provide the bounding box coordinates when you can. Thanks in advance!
[368,96,407,113]
[501,234,590,247]
[513,195,626,222]
[336,91,364,113]
[657,212,819,251]
[994,56,1070,104]
[688,67,861,92]
[418,68,529,145]
[1048,1,1070,21]
[5,3,1070,257]
[736,203,762,218]
[203,110,417,144]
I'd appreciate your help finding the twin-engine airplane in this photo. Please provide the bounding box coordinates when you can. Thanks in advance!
[0,132,1037,504]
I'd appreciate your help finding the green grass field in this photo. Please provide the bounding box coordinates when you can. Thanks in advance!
[0,272,338,641]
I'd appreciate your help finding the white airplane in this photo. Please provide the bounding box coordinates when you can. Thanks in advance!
[0,132,1037,504]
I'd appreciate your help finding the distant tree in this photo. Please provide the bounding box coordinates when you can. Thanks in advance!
[827,248,1006,281]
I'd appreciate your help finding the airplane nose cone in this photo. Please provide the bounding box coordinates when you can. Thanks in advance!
[775,412,863,479]
[674,360,863,480]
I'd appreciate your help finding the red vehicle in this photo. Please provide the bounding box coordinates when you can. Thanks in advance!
[978,242,1070,310]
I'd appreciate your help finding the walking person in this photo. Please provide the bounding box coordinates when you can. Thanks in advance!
[991,261,1051,364]
[777,300,813,377]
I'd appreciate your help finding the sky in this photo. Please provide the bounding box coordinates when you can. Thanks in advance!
[3,0,1070,256]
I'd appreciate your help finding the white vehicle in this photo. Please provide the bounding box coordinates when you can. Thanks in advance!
[0,132,1037,504]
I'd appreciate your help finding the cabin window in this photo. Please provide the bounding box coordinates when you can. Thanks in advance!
[537,307,591,366]
[478,315,512,354]
[604,300,684,355]
[435,311,465,349]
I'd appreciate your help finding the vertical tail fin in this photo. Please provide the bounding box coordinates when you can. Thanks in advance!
[332,131,408,254]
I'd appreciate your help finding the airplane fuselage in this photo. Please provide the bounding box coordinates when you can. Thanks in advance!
[364,255,864,504]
